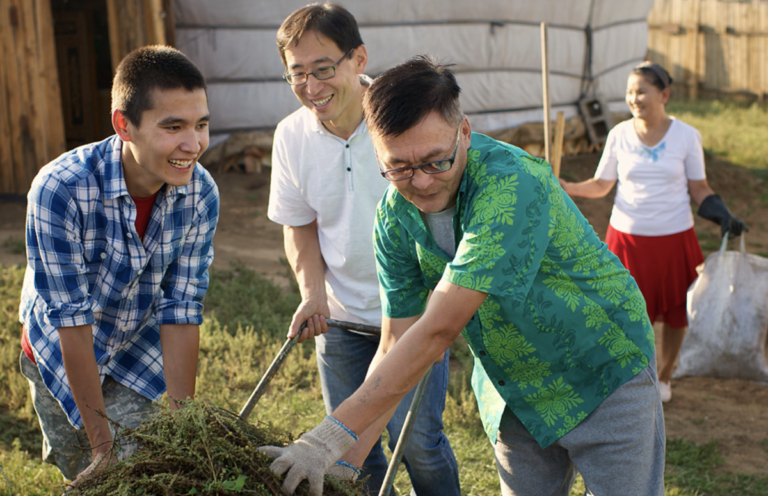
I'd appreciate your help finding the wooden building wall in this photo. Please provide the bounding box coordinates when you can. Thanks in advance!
[0,0,174,195]
[105,0,173,72]
[0,0,66,195]
[648,0,768,100]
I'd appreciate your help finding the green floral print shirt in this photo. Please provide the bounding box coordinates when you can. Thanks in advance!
[373,133,655,448]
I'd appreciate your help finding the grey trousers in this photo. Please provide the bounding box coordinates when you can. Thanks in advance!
[20,352,159,481]
[493,356,665,496]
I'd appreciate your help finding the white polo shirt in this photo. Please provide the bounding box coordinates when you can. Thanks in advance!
[268,105,390,325]
[594,117,707,236]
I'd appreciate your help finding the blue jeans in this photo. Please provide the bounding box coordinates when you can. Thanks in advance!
[316,327,460,496]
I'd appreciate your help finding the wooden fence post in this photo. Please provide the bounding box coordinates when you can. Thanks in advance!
[688,0,702,100]
[541,22,552,165]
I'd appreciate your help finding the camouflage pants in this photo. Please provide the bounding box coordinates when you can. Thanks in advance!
[19,352,159,481]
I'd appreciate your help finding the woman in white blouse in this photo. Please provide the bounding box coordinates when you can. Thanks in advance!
[560,62,747,402]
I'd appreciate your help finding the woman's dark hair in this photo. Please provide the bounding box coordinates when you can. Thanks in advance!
[277,3,363,66]
[363,55,463,138]
[632,62,673,91]
[111,45,207,127]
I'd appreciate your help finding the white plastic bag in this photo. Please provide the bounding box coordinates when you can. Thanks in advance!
[674,235,768,384]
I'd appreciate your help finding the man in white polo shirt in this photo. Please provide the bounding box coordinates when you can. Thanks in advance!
[266,4,459,495]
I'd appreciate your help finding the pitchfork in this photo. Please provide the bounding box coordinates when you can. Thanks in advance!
[238,318,432,496]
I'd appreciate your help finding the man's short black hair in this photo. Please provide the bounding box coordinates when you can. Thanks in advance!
[111,45,207,127]
[277,3,363,66]
[363,55,463,138]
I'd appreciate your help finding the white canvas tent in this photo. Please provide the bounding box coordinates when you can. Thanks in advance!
[174,0,655,146]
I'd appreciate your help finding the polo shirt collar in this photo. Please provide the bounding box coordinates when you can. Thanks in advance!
[309,113,369,142]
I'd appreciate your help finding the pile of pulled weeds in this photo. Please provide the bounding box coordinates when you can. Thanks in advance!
[71,400,364,496]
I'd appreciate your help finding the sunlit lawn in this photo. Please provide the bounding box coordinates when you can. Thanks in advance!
[667,100,768,172]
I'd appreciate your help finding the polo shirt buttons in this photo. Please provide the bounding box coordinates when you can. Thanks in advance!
[345,144,349,148]
[347,167,351,171]
[498,380,505,386]
[479,350,486,356]
[100,252,107,259]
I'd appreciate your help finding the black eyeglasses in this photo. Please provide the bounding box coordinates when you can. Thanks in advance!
[378,126,462,181]
[283,49,354,86]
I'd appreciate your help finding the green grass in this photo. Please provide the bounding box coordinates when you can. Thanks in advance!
[1,263,767,495]
[1,237,24,255]
[667,100,768,171]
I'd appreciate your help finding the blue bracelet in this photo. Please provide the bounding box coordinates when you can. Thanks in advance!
[335,460,361,476]
[326,416,358,441]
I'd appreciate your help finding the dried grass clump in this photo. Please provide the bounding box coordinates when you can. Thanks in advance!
[71,400,364,496]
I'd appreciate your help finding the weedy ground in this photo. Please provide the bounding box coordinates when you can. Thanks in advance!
[70,400,362,496]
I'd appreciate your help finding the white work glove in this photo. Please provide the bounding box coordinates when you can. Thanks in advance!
[258,416,358,496]
[327,460,360,482]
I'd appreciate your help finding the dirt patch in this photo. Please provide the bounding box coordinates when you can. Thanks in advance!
[206,172,291,290]
[663,375,768,475]
[1,153,766,477]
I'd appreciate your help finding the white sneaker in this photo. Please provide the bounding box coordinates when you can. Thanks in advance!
[658,381,671,403]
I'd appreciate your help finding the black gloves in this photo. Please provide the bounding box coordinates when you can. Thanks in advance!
[697,194,749,239]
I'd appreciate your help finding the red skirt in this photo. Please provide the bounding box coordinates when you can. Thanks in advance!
[605,225,704,328]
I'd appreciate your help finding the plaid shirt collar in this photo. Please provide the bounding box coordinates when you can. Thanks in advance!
[100,137,189,202]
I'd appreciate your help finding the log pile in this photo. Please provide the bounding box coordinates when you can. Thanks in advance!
[485,113,631,159]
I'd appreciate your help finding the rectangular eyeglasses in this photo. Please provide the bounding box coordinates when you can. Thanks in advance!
[283,49,354,86]
[378,125,462,181]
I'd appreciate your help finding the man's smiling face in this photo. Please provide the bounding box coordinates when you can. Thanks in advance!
[117,87,210,198]
[283,31,366,136]
[373,112,472,214]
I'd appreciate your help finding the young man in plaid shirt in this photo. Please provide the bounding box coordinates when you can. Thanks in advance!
[18,45,218,490]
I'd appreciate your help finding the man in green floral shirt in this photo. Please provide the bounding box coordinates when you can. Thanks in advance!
[259,56,665,496]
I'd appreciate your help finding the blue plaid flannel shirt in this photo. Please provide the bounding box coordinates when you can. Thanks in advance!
[19,135,219,428]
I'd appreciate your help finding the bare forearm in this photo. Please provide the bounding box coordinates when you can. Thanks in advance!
[160,324,199,410]
[335,320,451,434]
[688,179,716,206]
[340,402,399,467]
[340,316,417,466]
[334,283,485,434]
[283,222,331,339]
[58,324,111,455]
[284,222,326,300]
[561,178,616,198]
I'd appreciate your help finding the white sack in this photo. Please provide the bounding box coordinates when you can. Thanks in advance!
[675,236,768,384]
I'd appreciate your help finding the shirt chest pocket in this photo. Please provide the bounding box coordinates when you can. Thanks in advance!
[85,241,133,310]
[154,224,188,274]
